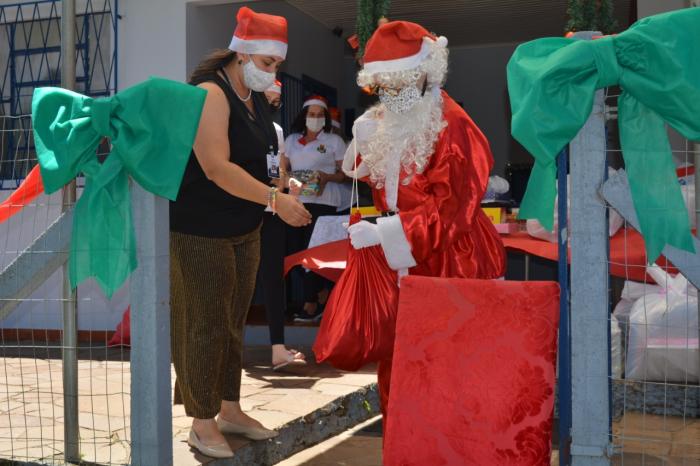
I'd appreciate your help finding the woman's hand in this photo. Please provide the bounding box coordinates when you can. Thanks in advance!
[316,168,346,196]
[276,192,312,227]
[317,171,330,196]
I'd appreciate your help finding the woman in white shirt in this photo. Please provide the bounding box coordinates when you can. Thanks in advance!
[260,81,307,370]
[285,95,348,321]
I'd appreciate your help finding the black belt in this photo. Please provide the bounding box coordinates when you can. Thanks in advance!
[381,211,398,217]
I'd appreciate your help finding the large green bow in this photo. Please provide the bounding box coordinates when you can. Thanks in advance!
[32,77,206,297]
[507,8,700,262]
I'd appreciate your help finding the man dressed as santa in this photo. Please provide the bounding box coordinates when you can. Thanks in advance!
[342,20,507,415]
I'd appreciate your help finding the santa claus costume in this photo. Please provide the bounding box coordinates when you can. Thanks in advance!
[338,21,507,417]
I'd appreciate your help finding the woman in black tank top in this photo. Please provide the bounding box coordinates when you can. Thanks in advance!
[170,8,311,458]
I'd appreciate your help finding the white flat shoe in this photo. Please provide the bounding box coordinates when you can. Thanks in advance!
[217,416,279,440]
[187,430,234,459]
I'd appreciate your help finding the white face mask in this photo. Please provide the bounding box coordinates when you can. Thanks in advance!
[242,58,276,92]
[378,85,423,115]
[306,116,325,133]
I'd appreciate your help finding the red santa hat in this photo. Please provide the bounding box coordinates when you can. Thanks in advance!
[266,80,282,94]
[228,7,288,59]
[303,95,328,110]
[362,21,447,75]
[329,107,341,128]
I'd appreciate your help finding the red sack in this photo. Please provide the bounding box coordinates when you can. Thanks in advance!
[313,213,399,371]
[108,306,131,347]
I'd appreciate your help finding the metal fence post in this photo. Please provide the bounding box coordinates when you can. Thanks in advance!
[129,185,173,466]
[691,0,700,415]
[60,0,80,462]
[569,31,611,466]
[558,147,572,466]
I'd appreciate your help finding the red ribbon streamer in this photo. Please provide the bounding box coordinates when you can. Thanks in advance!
[0,165,44,224]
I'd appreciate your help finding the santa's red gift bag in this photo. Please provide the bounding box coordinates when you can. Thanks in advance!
[384,277,560,466]
[313,215,399,371]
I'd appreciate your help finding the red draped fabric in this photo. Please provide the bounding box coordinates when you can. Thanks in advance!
[502,231,676,282]
[384,276,560,466]
[284,229,675,284]
[0,165,44,224]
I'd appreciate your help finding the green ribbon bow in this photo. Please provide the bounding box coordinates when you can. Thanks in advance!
[507,8,700,262]
[32,77,206,297]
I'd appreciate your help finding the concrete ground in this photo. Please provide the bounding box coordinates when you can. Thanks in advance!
[278,414,700,466]
[0,345,379,465]
[0,343,698,465]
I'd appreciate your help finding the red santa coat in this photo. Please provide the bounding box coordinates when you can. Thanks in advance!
[364,91,506,280]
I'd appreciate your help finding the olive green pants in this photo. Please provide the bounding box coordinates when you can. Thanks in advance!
[170,227,260,419]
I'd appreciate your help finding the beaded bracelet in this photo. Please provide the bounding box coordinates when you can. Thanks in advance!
[268,187,279,215]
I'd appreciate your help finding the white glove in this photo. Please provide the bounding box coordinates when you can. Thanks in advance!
[347,220,381,249]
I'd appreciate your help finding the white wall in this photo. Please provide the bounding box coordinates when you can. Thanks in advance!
[0,189,129,330]
[118,0,192,87]
[119,0,345,95]
[185,1,346,100]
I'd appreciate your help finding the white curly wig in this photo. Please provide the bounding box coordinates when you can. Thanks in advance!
[353,36,450,193]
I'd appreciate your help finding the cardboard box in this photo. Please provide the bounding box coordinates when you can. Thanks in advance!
[482,207,504,225]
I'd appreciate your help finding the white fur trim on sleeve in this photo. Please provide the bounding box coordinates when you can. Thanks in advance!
[376,215,417,270]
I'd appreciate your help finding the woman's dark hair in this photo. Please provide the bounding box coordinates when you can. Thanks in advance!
[189,49,238,83]
[289,105,332,136]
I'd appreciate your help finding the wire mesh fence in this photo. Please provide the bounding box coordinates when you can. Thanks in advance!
[0,114,132,465]
[571,88,700,465]
[0,2,125,463]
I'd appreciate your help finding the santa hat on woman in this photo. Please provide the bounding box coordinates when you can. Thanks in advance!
[229,7,288,59]
[303,95,328,110]
[357,20,448,87]
[329,107,342,129]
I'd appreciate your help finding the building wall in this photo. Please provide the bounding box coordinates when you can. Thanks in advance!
[445,43,526,176]
[186,0,346,102]
[120,0,345,107]
[638,0,689,17]
[0,189,129,330]
[637,0,692,163]
[339,42,527,176]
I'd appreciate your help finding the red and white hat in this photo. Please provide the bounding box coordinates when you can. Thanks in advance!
[362,21,447,74]
[229,7,288,59]
[266,80,282,94]
[329,107,341,128]
[303,95,328,110]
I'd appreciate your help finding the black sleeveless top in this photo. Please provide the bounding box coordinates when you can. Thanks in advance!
[170,72,278,237]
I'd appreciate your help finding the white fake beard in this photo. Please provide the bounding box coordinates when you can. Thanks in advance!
[362,87,446,189]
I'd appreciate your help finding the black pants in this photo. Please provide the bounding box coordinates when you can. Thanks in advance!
[260,211,287,345]
[286,203,338,305]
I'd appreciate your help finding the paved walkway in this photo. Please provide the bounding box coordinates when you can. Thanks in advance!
[279,414,700,466]
[1,345,698,465]
[0,346,378,465]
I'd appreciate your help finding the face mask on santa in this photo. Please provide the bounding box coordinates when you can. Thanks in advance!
[377,75,428,115]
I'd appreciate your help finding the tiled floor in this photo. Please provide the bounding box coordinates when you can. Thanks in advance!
[0,346,698,465]
[0,346,377,465]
